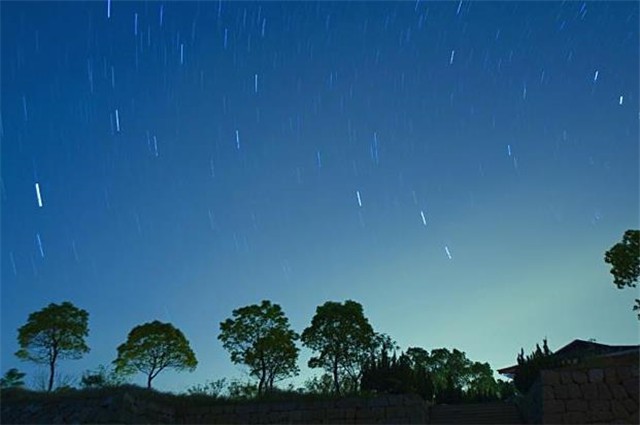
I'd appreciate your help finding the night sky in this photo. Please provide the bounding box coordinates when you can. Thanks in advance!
[1,1,638,393]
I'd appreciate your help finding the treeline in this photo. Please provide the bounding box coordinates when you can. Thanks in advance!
[3,299,516,403]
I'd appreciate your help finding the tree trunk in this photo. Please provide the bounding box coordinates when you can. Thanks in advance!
[48,360,55,392]
[147,374,153,389]
[333,360,340,395]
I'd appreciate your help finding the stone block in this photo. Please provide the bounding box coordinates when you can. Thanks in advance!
[588,368,604,383]
[555,384,569,399]
[622,377,639,397]
[542,385,555,400]
[587,410,614,422]
[542,413,563,424]
[572,371,588,384]
[344,408,356,420]
[612,399,629,418]
[561,371,573,384]
[568,384,582,399]
[623,398,639,416]
[617,366,633,380]
[604,368,618,384]
[542,370,561,385]
[369,397,389,407]
[597,382,612,399]
[611,384,628,399]
[385,406,406,418]
[582,383,598,400]
[589,399,610,411]
[566,399,587,411]
[563,411,586,424]
[545,399,565,414]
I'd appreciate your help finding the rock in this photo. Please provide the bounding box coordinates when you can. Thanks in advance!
[623,398,638,416]
[589,399,610,411]
[542,370,560,385]
[542,385,555,400]
[611,384,628,400]
[566,399,587,411]
[561,371,573,384]
[611,399,630,418]
[572,371,588,384]
[604,368,618,384]
[622,377,639,397]
[545,399,565,414]
[563,411,586,424]
[597,383,612,399]
[554,384,569,399]
[568,384,582,399]
[543,412,563,423]
[582,383,598,400]
[588,368,604,383]
[617,366,633,380]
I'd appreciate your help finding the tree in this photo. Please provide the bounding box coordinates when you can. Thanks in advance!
[113,320,197,389]
[218,300,299,396]
[604,229,640,319]
[513,338,555,394]
[15,301,89,392]
[465,361,498,402]
[301,300,377,395]
[425,348,473,403]
[0,368,26,389]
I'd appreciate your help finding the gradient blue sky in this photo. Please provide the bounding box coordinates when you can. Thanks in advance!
[1,1,638,393]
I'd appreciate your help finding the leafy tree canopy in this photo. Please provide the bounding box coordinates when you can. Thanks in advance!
[301,300,378,395]
[513,338,554,394]
[113,320,197,388]
[15,301,89,392]
[604,229,640,319]
[0,368,26,389]
[218,300,299,395]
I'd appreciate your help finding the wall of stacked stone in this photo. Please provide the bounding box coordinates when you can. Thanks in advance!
[535,353,639,424]
[1,391,429,424]
[0,391,176,424]
[176,393,429,424]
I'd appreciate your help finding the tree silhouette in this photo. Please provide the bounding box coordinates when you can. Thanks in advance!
[513,338,554,394]
[301,300,377,395]
[15,301,89,392]
[0,368,26,389]
[113,320,197,388]
[605,229,640,319]
[218,300,299,395]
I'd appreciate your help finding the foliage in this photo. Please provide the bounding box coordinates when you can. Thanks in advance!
[227,379,258,400]
[363,345,509,404]
[361,349,435,401]
[218,300,299,395]
[113,320,197,389]
[604,229,640,319]
[186,378,227,397]
[419,347,473,403]
[15,301,90,392]
[0,368,26,389]
[301,300,377,395]
[513,338,555,394]
[464,361,501,402]
[303,373,334,395]
[80,364,125,388]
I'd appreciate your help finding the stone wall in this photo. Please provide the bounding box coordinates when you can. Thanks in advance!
[1,391,429,424]
[177,393,429,424]
[0,391,175,424]
[530,352,639,424]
